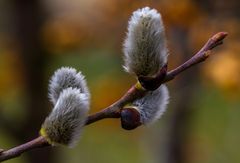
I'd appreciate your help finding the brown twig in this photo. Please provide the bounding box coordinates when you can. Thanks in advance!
[0,136,50,162]
[163,32,228,82]
[0,32,227,162]
[86,32,228,125]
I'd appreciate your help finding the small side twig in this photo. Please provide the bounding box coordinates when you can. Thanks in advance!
[0,32,227,162]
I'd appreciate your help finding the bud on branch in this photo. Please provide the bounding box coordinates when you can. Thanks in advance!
[0,6,228,162]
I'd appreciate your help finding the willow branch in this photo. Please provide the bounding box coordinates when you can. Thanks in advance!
[163,32,228,82]
[86,32,228,124]
[0,136,50,162]
[0,32,227,162]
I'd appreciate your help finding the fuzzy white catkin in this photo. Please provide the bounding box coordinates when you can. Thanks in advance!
[41,87,89,147]
[133,85,169,124]
[49,67,89,105]
[123,7,168,77]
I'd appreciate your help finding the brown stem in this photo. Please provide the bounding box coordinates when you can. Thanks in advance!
[86,84,147,125]
[163,32,228,82]
[86,32,228,125]
[0,136,50,162]
[0,32,227,162]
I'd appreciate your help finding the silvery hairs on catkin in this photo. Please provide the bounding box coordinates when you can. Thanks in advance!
[133,85,169,125]
[123,7,168,77]
[41,87,89,147]
[49,67,89,105]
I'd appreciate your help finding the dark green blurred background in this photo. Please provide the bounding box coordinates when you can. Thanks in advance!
[0,0,239,163]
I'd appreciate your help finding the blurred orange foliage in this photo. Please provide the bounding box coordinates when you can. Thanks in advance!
[202,45,240,96]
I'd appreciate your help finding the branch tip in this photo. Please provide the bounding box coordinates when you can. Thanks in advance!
[212,32,228,42]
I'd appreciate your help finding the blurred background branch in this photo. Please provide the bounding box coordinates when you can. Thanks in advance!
[0,0,55,162]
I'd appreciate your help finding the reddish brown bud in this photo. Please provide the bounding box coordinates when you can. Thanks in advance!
[138,64,167,91]
[120,108,142,130]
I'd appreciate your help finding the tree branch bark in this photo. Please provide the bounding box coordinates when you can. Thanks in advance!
[0,136,50,161]
[0,32,227,162]
[86,32,228,124]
